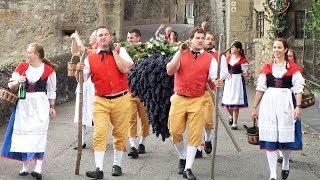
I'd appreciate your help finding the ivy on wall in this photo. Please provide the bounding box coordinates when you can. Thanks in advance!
[262,0,288,39]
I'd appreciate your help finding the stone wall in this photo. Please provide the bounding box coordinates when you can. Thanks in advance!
[0,0,98,62]
[0,0,186,62]
[124,0,185,26]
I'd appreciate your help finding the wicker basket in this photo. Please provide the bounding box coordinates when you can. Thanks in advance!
[301,86,315,109]
[67,54,77,77]
[0,88,18,104]
[244,120,259,145]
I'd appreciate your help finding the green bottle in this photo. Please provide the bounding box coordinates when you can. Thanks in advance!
[18,81,26,99]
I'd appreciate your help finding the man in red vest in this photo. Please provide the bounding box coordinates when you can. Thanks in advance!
[76,26,133,179]
[126,29,150,158]
[166,27,226,180]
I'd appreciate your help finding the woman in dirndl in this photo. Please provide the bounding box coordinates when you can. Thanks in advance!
[71,30,98,150]
[1,43,57,179]
[221,41,249,130]
[251,38,305,180]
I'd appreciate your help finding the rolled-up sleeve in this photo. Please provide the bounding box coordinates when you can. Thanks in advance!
[83,58,91,81]
[256,74,267,92]
[291,71,305,94]
[46,71,57,99]
[119,47,133,63]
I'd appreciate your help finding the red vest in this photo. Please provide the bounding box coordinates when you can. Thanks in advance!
[88,52,129,96]
[174,50,212,97]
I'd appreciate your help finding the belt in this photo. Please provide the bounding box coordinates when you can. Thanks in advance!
[103,91,127,99]
[177,93,189,98]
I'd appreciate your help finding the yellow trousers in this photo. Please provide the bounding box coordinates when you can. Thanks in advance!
[168,94,205,146]
[128,95,150,137]
[92,94,131,151]
[203,91,215,129]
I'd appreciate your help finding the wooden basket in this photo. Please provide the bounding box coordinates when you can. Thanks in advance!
[245,120,259,145]
[0,88,18,104]
[67,54,77,77]
[301,86,315,109]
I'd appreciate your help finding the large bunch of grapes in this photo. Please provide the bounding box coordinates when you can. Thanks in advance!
[128,54,174,141]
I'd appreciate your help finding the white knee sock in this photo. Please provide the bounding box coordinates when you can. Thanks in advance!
[204,128,212,142]
[278,150,283,157]
[129,137,137,148]
[113,150,123,167]
[174,140,186,159]
[266,151,278,179]
[21,161,29,172]
[82,125,86,145]
[281,150,291,170]
[139,136,146,145]
[197,146,202,151]
[34,160,43,174]
[185,146,197,170]
[94,151,105,171]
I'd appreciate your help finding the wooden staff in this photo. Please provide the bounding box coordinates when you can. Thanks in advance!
[210,37,239,179]
[75,48,87,175]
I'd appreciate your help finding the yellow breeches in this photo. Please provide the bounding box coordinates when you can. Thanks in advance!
[92,94,131,151]
[128,95,150,137]
[168,94,206,146]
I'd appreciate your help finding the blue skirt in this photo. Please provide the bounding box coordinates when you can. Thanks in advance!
[1,105,44,161]
[260,120,302,151]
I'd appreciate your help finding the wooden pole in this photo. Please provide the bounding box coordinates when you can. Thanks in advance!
[75,49,86,175]
[210,38,240,179]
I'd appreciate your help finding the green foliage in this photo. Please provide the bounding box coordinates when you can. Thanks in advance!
[262,0,288,39]
[120,38,184,62]
[305,1,320,33]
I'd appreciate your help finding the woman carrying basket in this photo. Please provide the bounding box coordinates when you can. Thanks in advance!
[251,38,304,180]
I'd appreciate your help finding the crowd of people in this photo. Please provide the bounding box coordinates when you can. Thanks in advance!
[0,22,305,180]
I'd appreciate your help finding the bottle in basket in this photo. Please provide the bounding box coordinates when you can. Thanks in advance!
[18,81,26,99]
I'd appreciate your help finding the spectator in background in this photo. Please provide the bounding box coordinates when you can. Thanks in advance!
[201,21,209,32]
[155,24,173,41]
[169,31,179,44]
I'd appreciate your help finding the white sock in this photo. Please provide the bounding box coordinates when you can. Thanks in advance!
[281,150,291,170]
[185,146,197,170]
[129,136,137,148]
[113,150,123,167]
[174,140,186,159]
[204,128,212,142]
[266,151,278,179]
[232,123,238,127]
[139,136,147,145]
[278,150,283,157]
[21,161,29,172]
[94,151,105,171]
[197,146,202,151]
[34,160,43,174]
[82,125,86,145]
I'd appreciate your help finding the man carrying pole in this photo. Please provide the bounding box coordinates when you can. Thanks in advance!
[75,26,133,179]
[166,27,227,180]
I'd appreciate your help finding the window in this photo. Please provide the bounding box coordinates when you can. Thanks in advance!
[256,12,264,38]
[295,11,305,39]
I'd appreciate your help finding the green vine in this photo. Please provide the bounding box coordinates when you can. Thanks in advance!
[262,0,288,39]
[305,1,320,33]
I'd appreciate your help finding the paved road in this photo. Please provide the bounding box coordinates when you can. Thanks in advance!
[0,85,319,180]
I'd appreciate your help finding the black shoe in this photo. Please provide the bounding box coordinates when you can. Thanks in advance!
[128,147,139,158]
[231,125,238,130]
[31,171,42,180]
[111,165,122,176]
[228,117,233,125]
[178,159,186,174]
[195,149,203,158]
[281,170,289,179]
[138,144,145,154]
[19,171,29,176]
[73,143,86,150]
[277,157,283,164]
[204,141,212,154]
[183,169,197,180]
[86,167,104,179]
[270,178,276,180]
